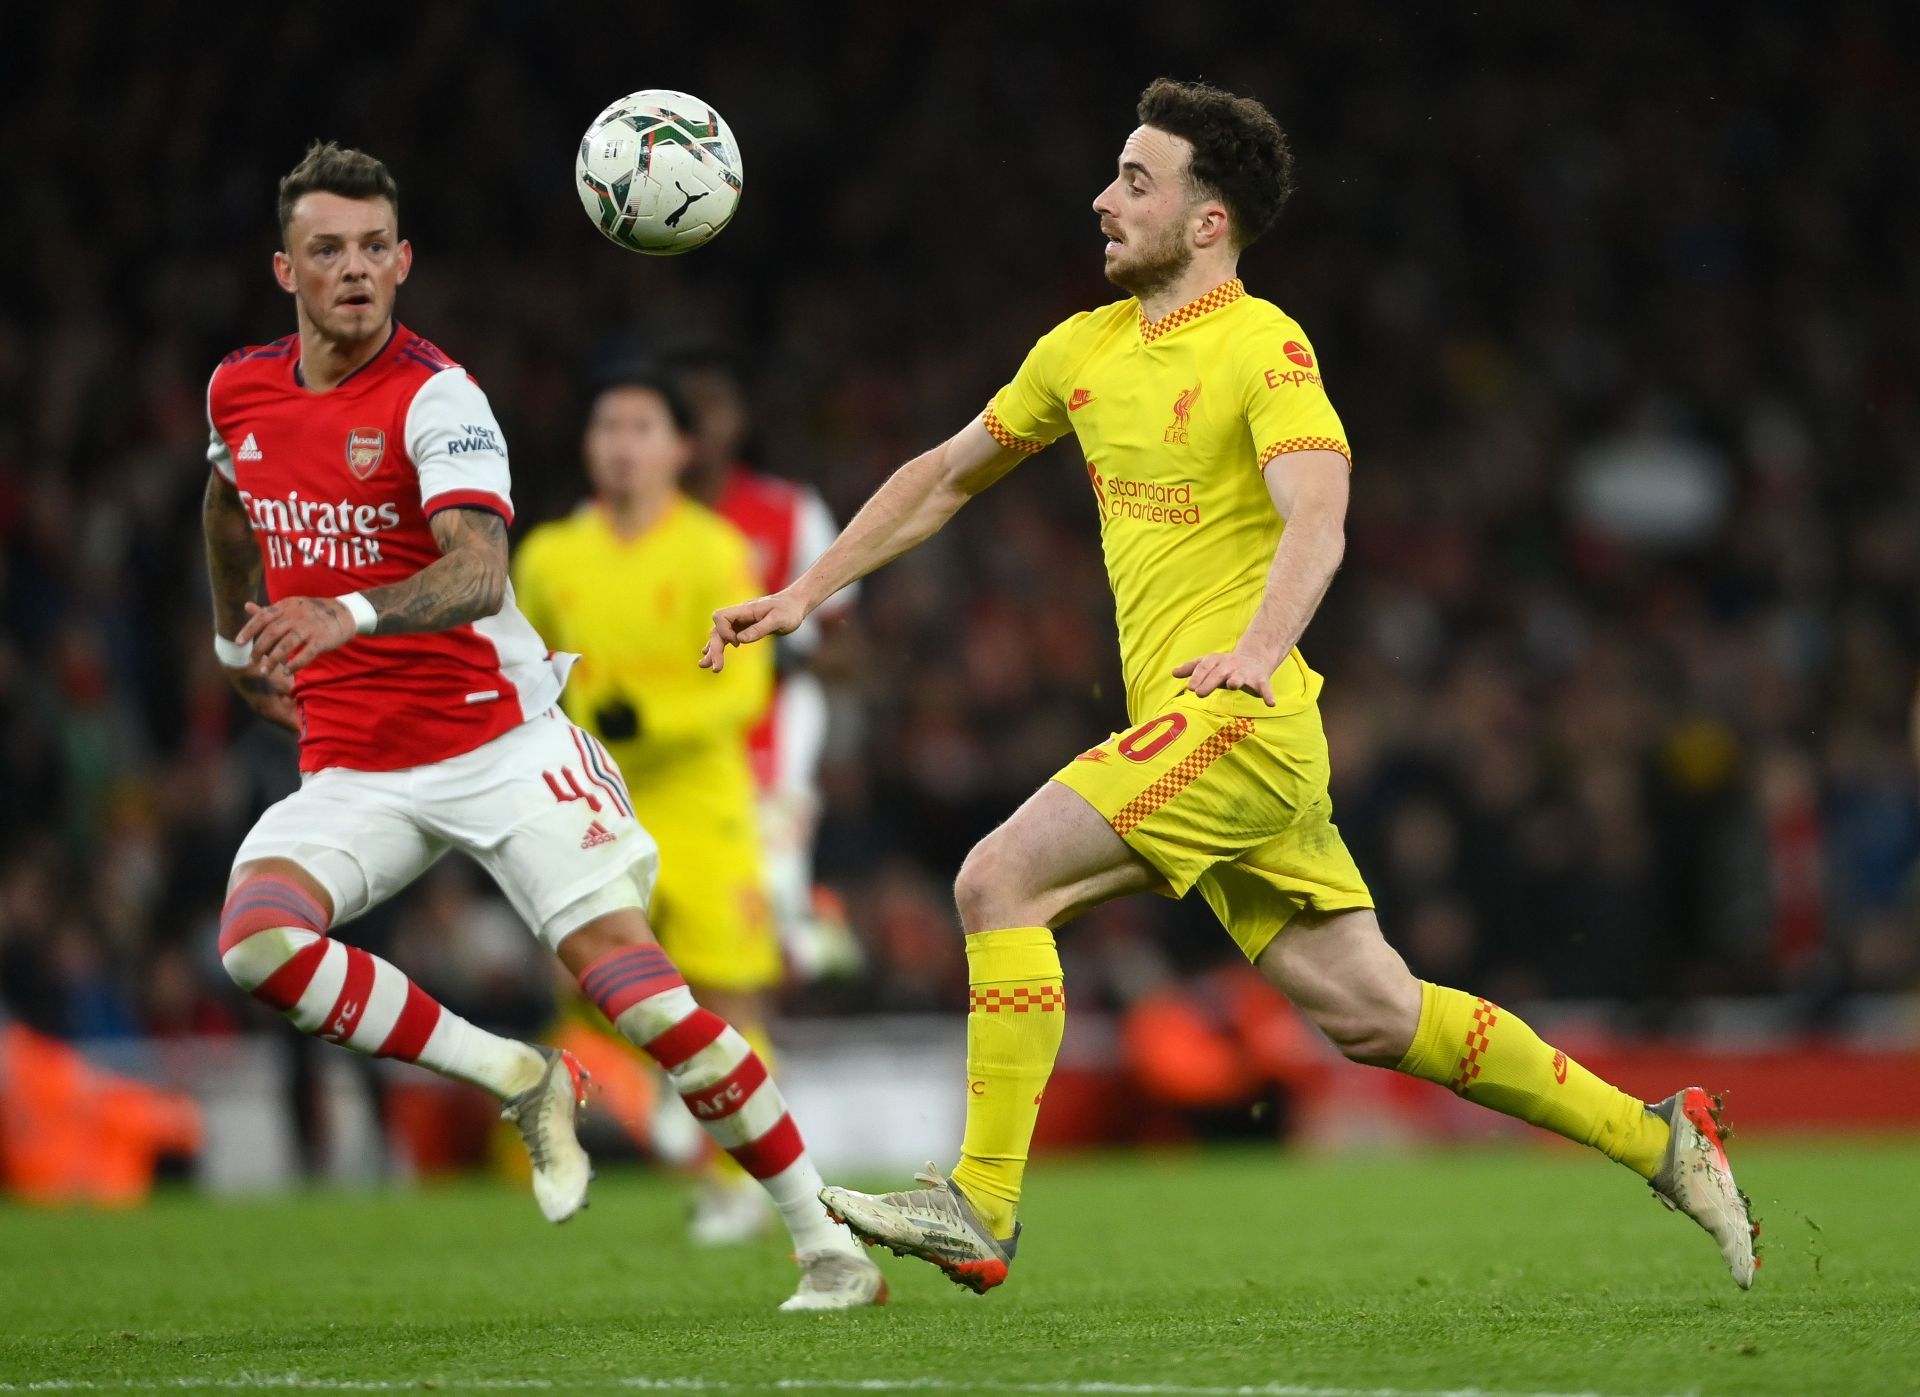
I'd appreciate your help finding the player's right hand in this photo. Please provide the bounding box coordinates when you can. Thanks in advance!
[221,655,299,734]
[702,592,807,673]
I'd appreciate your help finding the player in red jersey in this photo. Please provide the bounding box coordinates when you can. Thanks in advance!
[202,142,882,1310]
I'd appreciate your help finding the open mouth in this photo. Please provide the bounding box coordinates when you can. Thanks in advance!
[338,293,373,309]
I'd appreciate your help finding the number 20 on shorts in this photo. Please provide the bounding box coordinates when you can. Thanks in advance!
[1118,712,1188,763]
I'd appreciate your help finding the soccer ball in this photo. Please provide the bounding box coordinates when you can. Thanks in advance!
[574,89,744,255]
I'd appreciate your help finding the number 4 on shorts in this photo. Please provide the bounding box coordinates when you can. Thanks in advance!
[543,767,603,812]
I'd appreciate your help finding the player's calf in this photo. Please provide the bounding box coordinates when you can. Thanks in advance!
[571,928,880,1305]
[218,869,593,1218]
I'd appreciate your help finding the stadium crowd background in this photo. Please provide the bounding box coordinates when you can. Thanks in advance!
[1,2,1914,1069]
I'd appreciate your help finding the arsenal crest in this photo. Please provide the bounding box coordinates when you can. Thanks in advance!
[346,428,386,479]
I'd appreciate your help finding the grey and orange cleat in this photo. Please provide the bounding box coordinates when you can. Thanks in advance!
[778,1248,889,1312]
[820,1163,1019,1294]
[1648,1087,1758,1288]
[500,1046,592,1223]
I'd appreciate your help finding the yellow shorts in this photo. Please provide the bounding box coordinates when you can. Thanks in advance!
[628,790,782,994]
[1051,695,1374,962]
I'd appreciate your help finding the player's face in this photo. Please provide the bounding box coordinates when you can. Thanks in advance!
[274,192,411,344]
[584,386,692,503]
[1093,126,1201,298]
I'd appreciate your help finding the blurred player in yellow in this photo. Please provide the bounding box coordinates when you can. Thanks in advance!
[707,79,1757,1292]
[513,366,784,1244]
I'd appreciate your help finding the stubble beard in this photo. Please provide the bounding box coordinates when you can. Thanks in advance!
[1104,224,1193,302]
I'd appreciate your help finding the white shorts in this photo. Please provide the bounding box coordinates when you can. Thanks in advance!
[234,708,659,950]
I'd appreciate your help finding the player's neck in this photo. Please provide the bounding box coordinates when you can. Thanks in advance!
[296,318,394,394]
[600,489,676,539]
[1136,257,1240,324]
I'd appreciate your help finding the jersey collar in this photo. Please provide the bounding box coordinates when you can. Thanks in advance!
[292,320,402,392]
[1138,278,1246,345]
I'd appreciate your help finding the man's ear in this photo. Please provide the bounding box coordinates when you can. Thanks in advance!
[272,249,296,293]
[1192,201,1233,250]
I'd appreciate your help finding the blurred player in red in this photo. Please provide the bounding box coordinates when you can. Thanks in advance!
[674,354,861,984]
[201,142,881,1310]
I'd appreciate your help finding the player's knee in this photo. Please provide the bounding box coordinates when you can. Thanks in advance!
[954,838,1027,932]
[1307,981,1419,1067]
[1316,1011,1405,1067]
[218,874,330,992]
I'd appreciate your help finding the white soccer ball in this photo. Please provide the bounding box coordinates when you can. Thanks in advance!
[574,89,744,255]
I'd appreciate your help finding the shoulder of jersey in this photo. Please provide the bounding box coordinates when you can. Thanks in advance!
[678,494,753,542]
[1236,292,1309,337]
[392,332,468,384]
[726,467,806,512]
[213,334,298,379]
[1058,298,1138,340]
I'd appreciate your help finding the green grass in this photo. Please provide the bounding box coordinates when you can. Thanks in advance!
[3,1141,1918,1395]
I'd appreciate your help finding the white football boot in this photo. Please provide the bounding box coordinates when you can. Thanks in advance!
[778,1249,889,1312]
[1647,1086,1758,1288]
[821,1163,1019,1294]
[500,1046,592,1223]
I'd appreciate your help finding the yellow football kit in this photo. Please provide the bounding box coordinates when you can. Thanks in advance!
[951,281,1673,1242]
[984,278,1373,962]
[513,499,781,991]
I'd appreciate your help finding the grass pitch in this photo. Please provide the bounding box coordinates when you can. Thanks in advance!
[2,1140,1917,1396]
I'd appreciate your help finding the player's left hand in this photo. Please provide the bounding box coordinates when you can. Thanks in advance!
[1173,650,1279,706]
[237,597,357,673]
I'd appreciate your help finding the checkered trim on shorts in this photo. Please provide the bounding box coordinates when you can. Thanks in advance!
[1449,996,1499,1094]
[1258,436,1352,469]
[1139,279,1246,344]
[1109,717,1256,837]
[982,404,1049,454]
[969,985,1065,1013]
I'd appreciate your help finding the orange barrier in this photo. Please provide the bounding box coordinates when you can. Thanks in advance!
[0,1024,202,1205]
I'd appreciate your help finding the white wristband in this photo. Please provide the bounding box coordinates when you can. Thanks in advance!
[213,632,253,668]
[337,591,378,636]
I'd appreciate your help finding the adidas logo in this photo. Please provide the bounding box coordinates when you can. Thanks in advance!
[580,820,616,850]
[237,432,263,461]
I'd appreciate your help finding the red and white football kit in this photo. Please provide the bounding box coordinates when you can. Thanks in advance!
[713,466,853,943]
[208,323,656,946]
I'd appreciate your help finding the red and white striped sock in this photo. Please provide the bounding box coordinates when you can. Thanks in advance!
[219,875,543,1099]
[580,943,857,1256]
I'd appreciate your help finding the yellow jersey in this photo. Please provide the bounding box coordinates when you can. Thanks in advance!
[985,278,1349,724]
[511,497,773,813]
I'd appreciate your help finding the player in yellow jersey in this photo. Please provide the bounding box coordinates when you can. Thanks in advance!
[513,367,787,1244]
[705,80,1756,1293]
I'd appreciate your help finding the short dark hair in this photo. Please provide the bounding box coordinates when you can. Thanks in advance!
[277,141,400,241]
[587,362,696,435]
[1136,78,1295,249]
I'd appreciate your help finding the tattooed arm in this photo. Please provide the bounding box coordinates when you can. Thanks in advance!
[204,471,298,732]
[237,507,510,671]
[366,507,509,634]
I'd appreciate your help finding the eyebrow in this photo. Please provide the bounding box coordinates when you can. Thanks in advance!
[308,227,392,242]
[1121,160,1152,181]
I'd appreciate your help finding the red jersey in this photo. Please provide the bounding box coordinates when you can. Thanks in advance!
[207,322,567,773]
[713,466,851,794]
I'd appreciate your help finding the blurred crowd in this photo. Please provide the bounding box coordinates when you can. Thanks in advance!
[2,2,1916,1055]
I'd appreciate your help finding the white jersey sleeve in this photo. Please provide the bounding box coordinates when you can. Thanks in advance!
[207,374,235,483]
[407,367,515,522]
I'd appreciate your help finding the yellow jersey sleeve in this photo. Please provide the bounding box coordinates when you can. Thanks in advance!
[509,522,561,642]
[1240,318,1351,470]
[983,313,1088,453]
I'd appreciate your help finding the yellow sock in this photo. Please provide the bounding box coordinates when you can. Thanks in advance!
[703,1020,778,1185]
[1397,981,1669,1178]
[949,927,1064,1238]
